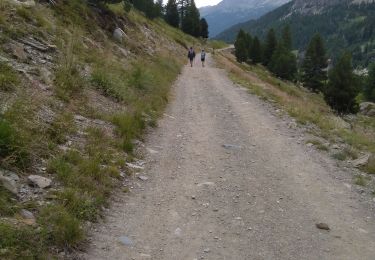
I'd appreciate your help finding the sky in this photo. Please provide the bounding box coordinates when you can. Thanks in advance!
[195,0,222,7]
[163,0,222,8]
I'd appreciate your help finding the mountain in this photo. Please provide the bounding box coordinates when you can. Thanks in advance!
[199,0,290,38]
[215,0,375,67]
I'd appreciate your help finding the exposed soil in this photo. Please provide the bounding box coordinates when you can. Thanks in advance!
[83,55,375,260]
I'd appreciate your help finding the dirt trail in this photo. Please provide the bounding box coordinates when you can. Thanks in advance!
[83,55,375,260]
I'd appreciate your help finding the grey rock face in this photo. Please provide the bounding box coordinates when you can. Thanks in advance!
[28,175,52,189]
[113,28,127,43]
[0,169,20,194]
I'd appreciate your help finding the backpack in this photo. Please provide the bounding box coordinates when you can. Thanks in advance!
[201,52,206,59]
[188,49,195,59]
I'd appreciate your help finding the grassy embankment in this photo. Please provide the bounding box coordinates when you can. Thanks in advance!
[0,0,197,258]
[215,50,375,176]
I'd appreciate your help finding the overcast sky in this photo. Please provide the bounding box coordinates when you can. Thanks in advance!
[163,0,221,8]
[195,0,221,7]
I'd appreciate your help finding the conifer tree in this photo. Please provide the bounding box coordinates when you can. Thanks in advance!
[301,33,328,92]
[249,36,262,64]
[234,29,248,63]
[200,18,209,38]
[365,62,375,102]
[263,28,277,66]
[325,52,360,113]
[181,0,200,37]
[165,0,179,28]
[269,43,297,80]
[282,25,292,50]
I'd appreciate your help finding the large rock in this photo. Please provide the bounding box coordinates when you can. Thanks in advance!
[113,28,127,43]
[351,154,371,168]
[359,102,375,117]
[0,169,19,194]
[28,175,52,189]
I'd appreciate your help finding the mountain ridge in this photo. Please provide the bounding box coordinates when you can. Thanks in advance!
[199,0,290,37]
[215,0,375,67]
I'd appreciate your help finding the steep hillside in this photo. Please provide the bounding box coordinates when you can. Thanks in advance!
[199,0,289,37]
[0,0,197,258]
[216,0,375,67]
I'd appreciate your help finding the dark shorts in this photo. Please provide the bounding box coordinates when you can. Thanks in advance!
[201,58,205,61]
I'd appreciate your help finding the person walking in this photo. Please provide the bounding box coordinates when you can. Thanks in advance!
[201,49,206,67]
[188,47,195,67]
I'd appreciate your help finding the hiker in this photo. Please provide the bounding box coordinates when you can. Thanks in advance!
[201,49,206,67]
[188,47,195,67]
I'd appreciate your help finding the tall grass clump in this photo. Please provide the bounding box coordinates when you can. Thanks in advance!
[0,223,46,259]
[55,31,86,101]
[0,62,19,91]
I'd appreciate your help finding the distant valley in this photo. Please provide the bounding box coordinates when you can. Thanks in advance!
[199,0,290,37]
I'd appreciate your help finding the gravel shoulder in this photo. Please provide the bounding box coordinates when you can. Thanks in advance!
[83,55,375,260]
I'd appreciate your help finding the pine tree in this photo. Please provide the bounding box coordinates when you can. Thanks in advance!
[282,25,292,50]
[325,52,360,113]
[263,28,277,66]
[165,0,179,28]
[249,36,262,64]
[269,43,297,80]
[181,0,200,37]
[200,18,209,38]
[365,62,375,102]
[153,0,164,18]
[301,33,328,92]
[234,29,248,63]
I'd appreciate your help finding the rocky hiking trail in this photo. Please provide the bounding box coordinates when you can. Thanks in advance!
[83,54,375,260]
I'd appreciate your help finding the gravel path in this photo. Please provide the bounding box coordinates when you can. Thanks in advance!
[83,55,375,260]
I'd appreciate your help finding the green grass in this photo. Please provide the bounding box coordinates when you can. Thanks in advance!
[354,175,368,186]
[0,0,191,257]
[0,62,19,91]
[363,156,375,174]
[207,40,228,50]
[0,222,46,259]
[305,139,329,151]
[39,205,84,248]
[0,186,17,216]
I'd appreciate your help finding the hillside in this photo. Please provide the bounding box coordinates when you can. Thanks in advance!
[199,0,289,38]
[0,0,198,258]
[215,0,375,67]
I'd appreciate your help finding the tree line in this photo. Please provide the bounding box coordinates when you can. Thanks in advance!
[165,0,208,38]
[95,0,208,38]
[234,27,375,114]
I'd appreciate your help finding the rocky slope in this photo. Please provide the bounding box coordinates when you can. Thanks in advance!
[199,0,290,37]
[0,0,197,258]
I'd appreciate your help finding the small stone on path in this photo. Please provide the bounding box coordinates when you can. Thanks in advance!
[316,223,330,230]
[119,236,133,246]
